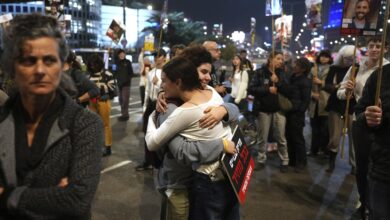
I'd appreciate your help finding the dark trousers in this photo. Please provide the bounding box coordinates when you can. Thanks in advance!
[286,112,306,167]
[310,114,329,155]
[189,173,240,220]
[142,98,157,165]
[369,178,390,220]
[352,121,372,211]
[118,86,130,117]
[139,85,145,107]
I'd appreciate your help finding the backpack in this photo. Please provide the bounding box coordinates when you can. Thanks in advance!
[101,70,118,100]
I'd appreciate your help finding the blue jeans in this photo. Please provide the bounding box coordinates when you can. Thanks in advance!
[369,178,390,220]
[189,172,240,220]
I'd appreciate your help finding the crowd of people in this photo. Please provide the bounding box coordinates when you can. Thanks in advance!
[0,13,389,220]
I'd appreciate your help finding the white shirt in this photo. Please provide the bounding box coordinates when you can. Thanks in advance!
[337,58,389,102]
[144,68,162,109]
[146,86,232,175]
[230,70,249,104]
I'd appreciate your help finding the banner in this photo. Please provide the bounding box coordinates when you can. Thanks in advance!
[265,0,283,16]
[341,0,383,36]
[250,17,256,47]
[221,126,255,204]
[275,15,293,47]
[160,0,169,25]
[58,14,71,38]
[106,19,125,44]
[45,0,68,19]
[305,0,322,29]
[144,35,155,52]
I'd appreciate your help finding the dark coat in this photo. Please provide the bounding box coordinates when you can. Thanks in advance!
[115,59,134,88]
[355,64,390,184]
[324,65,355,115]
[286,74,312,126]
[248,65,289,113]
[0,89,103,220]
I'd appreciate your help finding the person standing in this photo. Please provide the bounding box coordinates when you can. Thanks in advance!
[248,51,290,172]
[136,49,167,171]
[308,50,332,156]
[324,45,355,173]
[0,13,103,219]
[285,58,312,172]
[115,49,134,121]
[87,54,115,157]
[203,41,227,96]
[229,55,249,112]
[337,38,389,219]
[354,63,390,220]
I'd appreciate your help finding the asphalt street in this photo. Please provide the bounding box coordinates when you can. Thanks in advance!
[91,76,359,220]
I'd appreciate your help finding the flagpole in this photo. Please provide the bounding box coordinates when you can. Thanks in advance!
[340,37,359,159]
[374,0,390,106]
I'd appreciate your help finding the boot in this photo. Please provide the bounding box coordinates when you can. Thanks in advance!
[103,146,111,157]
[326,151,336,173]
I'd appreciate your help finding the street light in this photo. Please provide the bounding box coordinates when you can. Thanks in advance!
[147,5,152,10]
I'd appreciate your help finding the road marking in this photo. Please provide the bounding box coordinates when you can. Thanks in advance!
[110,109,142,118]
[101,160,132,174]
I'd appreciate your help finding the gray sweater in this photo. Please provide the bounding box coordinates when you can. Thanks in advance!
[155,102,239,190]
[0,89,103,220]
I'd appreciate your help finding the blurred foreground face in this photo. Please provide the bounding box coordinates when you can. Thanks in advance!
[14,37,62,96]
[197,63,212,88]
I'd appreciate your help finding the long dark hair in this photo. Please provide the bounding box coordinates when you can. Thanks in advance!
[162,57,201,91]
[266,51,283,68]
[232,54,244,72]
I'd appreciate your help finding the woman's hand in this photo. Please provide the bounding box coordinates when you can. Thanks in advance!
[57,177,69,188]
[312,77,322,85]
[156,92,167,113]
[199,106,227,129]
[0,187,3,195]
[224,140,237,155]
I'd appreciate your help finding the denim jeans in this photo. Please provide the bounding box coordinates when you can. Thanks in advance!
[369,178,390,220]
[189,173,240,220]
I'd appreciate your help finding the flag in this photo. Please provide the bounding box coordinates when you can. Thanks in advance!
[275,15,293,47]
[305,0,322,29]
[340,0,383,36]
[265,0,282,16]
[160,0,169,25]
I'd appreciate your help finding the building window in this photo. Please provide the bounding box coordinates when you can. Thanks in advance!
[15,6,21,12]
[37,7,43,12]
[1,5,6,12]
[23,6,28,13]
[8,5,14,12]
[31,7,36,12]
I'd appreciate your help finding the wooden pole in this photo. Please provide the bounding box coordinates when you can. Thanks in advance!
[374,0,390,106]
[339,38,358,159]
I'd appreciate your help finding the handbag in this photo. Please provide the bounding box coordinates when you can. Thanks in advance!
[101,70,118,100]
[278,93,293,112]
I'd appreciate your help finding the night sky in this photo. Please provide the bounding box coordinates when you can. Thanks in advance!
[147,0,307,36]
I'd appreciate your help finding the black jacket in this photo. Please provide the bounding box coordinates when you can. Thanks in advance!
[324,65,355,114]
[355,64,390,184]
[115,59,133,87]
[248,65,289,113]
[289,74,312,113]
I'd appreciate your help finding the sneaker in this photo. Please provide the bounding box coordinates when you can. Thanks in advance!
[135,162,153,171]
[280,165,288,173]
[118,115,129,121]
